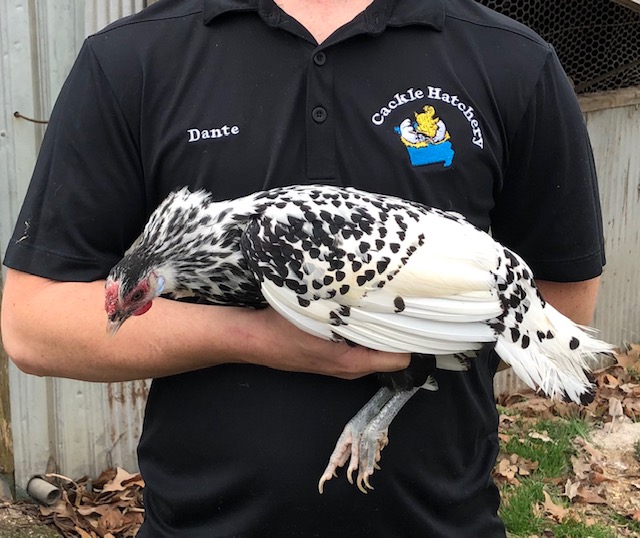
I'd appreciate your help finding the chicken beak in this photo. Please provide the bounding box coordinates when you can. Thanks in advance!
[106,314,128,337]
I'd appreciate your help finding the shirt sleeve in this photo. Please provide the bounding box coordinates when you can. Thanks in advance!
[490,45,606,283]
[2,39,146,282]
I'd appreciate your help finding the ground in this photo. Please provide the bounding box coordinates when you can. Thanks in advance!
[1,346,639,537]
[588,421,640,520]
[0,502,60,537]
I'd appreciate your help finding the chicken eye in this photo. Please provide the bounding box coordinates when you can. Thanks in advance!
[130,290,145,302]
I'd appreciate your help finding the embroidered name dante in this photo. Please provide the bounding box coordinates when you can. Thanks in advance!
[187,125,240,143]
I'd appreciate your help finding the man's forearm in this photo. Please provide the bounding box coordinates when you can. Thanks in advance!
[535,277,601,326]
[1,270,256,381]
[1,269,409,383]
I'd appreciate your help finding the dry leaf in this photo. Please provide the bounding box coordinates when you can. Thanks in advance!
[564,478,580,501]
[529,431,554,443]
[590,471,613,485]
[574,437,604,462]
[575,486,608,505]
[571,456,592,480]
[614,345,640,371]
[100,467,143,493]
[599,373,619,388]
[33,467,144,537]
[542,490,569,522]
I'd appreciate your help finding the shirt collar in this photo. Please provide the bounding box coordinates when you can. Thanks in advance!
[202,0,445,31]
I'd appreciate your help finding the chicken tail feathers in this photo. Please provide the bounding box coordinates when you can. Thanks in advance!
[494,296,613,405]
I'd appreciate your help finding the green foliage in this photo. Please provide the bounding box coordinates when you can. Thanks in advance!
[499,479,546,535]
[551,518,618,538]
[626,366,640,382]
[498,417,618,538]
[504,418,588,477]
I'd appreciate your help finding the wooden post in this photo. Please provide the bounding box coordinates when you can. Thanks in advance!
[0,273,15,498]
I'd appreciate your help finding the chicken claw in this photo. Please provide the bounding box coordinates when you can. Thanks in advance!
[318,386,421,493]
[318,388,394,493]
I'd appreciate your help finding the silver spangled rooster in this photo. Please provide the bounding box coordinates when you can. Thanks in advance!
[105,185,612,493]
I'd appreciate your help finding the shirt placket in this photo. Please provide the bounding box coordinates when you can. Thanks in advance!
[305,47,336,182]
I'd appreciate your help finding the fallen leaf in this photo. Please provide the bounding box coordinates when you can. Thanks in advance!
[599,373,619,389]
[529,431,554,443]
[33,467,144,537]
[614,345,640,372]
[99,467,140,493]
[564,478,580,501]
[571,456,592,480]
[590,471,613,485]
[542,490,568,522]
[574,437,604,462]
[575,486,608,505]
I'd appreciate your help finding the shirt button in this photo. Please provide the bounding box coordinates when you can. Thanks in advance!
[313,52,327,66]
[312,106,327,123]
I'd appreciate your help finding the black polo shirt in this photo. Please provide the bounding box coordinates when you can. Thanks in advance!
[4,0,605,536]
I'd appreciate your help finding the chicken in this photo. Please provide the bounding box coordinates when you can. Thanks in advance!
[105,185,612,493]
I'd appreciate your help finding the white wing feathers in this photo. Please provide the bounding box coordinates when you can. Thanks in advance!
[261,277,498,355]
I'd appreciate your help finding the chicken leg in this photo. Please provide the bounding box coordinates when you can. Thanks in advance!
[318,376,436,494]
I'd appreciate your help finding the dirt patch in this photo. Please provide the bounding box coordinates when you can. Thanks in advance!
[0,502,60,537]
[589,420,640,518]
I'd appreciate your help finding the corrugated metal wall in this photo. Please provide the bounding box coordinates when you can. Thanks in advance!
[84,0,148,36]
[0,1,638,487]
[588,104,640,344]
[1,0,151,487]
[494,100,640,397]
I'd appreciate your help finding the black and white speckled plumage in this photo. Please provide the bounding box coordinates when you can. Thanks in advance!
[109,184,611,401]
[107,184,612,491]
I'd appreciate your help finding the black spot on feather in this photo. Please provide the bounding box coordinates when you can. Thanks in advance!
[376,258,390,274]
[510,328,520,342]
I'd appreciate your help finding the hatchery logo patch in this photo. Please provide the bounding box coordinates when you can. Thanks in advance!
[394,105,455,168]
[371,85,485,168]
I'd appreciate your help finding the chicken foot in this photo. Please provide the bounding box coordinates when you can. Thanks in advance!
[318,385,421,494]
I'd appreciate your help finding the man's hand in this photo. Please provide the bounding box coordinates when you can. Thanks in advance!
[246,307,410,379]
